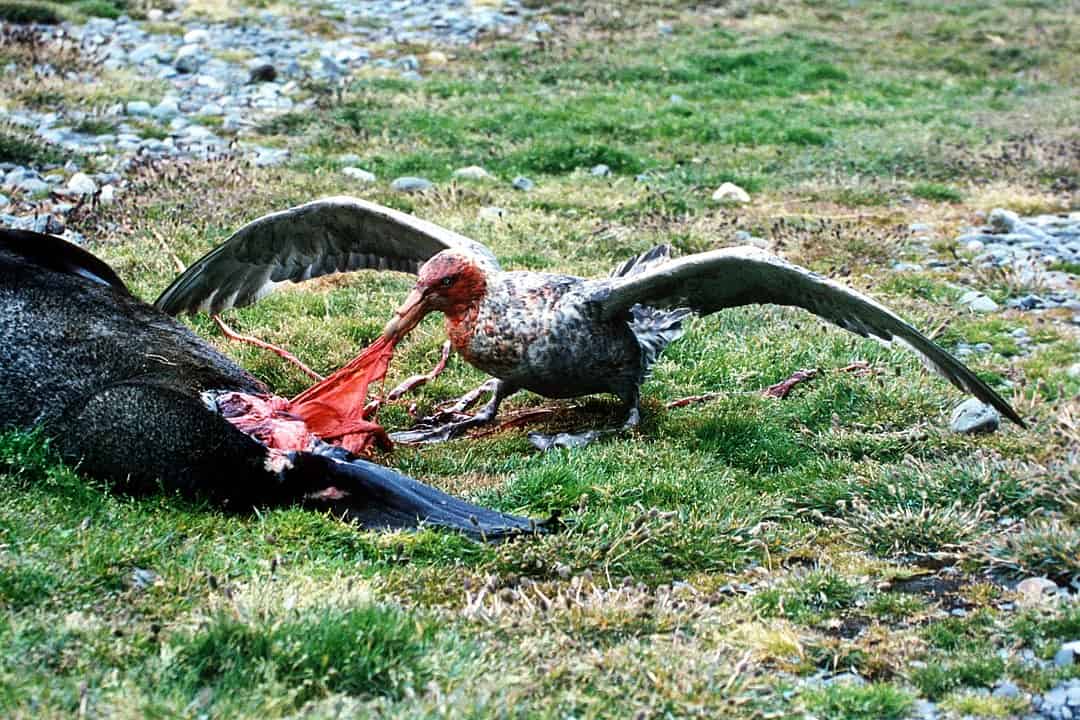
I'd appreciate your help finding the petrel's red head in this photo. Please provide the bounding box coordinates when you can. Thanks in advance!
[382,250,487,339]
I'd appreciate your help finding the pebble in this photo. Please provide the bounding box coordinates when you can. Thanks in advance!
[151,97,180,120]
[993,681,1021,699]
[65,172,97,196]
[0,194,8,209]
[425,50,448,66]
[1055,641,1080,668]
[953,208,1079,320]
[390,176,433,193]
[959,289,999,313]
[512,176,534,191]
[99,184,116,205]
[125,100,152,116]
[452,165,494,181]
[1038,680,1080,720]
[590,163,611,177]
[913,699,939,720]
[248,63,277,83]
[711,182,751,203]
[0,0,532,229]
[341,167,375,183]
[950,398,1000,434]
[1016,577,1060,607]
[17,177,50,195]
[478,206,506,221]
[174,44,204,73]
[252,148,289,167]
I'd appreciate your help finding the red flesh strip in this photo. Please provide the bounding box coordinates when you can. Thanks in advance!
[219,333,400,456]
[287,334,398,454]
[214,315,324,382]
[762,368,819,399]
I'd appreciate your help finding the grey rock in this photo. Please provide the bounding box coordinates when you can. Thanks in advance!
[400,70,423,82]
[3,213,63,234]
[183,29,210,44]
[712,182,751,203]
[959,290,999,313]
[151,98,180,120]
[125,101,152,116]
[174,44,203,73]
[341,167,375,183]
[512,176,534,191]
[17,177,50,195]
[993,681,1020,699]
[1013,294,1047,311]
[320,54,346,77]
[590,163,611,177]
[950,398,1000,434]
[252,148,289,167]
[248,63,277,83]
[0,194,8,209]
[913,699,938,720]
[129,43,163,64]
[453,165,493,181]
[66,172,97,196]
[390,176,433,193]
[1054,646,1076,668]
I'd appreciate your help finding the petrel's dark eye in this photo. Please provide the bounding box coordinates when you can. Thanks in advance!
[441,276,455,288]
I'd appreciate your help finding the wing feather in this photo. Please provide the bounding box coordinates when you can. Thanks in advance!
[155,196,498,315]
[590,246,1024,426]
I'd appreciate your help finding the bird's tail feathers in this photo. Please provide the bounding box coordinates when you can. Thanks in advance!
[609,244,673,278]
[630,304,694,374]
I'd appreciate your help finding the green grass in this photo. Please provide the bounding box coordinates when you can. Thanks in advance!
[1,0,1078,716]
[803,682,915,720]
[0,126,65,166]
[171,604,434,706]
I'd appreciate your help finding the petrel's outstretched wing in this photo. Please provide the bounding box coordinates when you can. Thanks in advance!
[155,197,499,315]
[588,246,1024,426]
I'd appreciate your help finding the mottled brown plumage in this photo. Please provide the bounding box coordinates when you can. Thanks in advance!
[155,198,1025,443]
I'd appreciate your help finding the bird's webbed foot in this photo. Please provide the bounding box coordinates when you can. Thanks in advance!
[389,379,503,444]
[527,400,639,452]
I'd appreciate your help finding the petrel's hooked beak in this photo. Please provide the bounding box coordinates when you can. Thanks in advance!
[382,286,430,340]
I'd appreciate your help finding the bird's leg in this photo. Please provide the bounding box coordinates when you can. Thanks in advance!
[389,380,514,444]
[442,378,501,414]
[528,390,640,452]
[213,314,324,382]
[386,341,453,401]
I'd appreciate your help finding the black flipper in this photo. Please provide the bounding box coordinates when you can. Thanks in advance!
[287,453,545,540]
[0,229,130,293]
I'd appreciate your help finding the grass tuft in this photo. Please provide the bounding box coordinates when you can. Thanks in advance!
[802,682,914,720]
[171,603,434,706]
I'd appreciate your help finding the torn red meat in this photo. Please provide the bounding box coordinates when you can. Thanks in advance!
[219,333,399,456]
